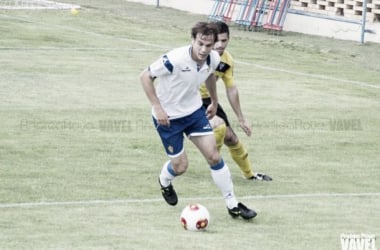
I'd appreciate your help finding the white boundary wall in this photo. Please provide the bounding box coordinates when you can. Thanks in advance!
[126,0,380,43]
[0,0,80,9]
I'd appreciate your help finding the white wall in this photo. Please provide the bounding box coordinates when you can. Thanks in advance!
[126,0,380,43]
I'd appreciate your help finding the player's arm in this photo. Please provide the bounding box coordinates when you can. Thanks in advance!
[226,85,252,136]
[204,73,218,119]
[140,68,170,126]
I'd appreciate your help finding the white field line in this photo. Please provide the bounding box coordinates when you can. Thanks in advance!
[0,14,170,49]
[1,13,379,89]
[1,16,379,210]
[0,192,379,209]
[0,47,164,51]
[235,60,380,89]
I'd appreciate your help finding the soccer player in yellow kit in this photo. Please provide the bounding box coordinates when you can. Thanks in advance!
[201,21,272,181]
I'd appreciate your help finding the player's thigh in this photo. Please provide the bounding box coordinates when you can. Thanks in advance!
[209,116,225,129]
[190,134,220,164]
[216,104,230,127]
[153,117,185,156]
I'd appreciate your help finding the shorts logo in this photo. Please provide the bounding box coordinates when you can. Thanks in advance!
[341,234,377,250]
[167,145,174,154]
[203,124,211,130]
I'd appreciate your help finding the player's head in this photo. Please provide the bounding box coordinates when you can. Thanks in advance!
[215,21,230,38]
[191,22,218,43]
[213,21,230,56]
[190,22,218,63]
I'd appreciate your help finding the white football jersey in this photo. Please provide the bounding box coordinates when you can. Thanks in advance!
[149,45,220,119]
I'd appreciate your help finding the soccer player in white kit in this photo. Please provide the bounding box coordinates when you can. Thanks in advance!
[140,22,257,220]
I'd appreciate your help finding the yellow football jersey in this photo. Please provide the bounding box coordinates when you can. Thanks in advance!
[200,50,234,98]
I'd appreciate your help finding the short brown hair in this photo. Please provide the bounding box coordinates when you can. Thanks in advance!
[191,22,218,43]
[214,21,230,38]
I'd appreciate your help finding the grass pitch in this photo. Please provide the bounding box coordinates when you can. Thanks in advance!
[0,1,379,249]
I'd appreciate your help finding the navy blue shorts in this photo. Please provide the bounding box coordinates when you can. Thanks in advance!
[153,107,213,157]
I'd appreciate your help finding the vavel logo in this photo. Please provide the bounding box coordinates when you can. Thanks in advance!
[341,234,377,250]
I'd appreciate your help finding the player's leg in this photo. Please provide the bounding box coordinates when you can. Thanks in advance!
[212,105,257,179]
[153,117,189,206]
[224,126,255,178]
[187,109,256,219]
[225,126,272,181]
[190,133,257,219]
[190,133,236,207]
[209,116,226,152]
[203,98,227,152]
[159,153,188,187]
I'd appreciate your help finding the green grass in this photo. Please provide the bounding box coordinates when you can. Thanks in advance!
[0,1,379,249]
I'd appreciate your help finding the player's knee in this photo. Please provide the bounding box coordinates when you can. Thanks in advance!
[206,151,222,166]
[171,158,188,175]
[224,130,239,146]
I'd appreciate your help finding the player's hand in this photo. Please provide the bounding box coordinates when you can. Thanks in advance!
[153,105,170,126]
[206,103,217,120]
[239,119,252,136]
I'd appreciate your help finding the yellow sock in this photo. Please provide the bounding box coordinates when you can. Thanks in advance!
[213,123,226,152]
[228,141,254,178]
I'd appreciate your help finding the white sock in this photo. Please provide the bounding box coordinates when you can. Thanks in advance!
[159,160,176,187]
[210,159,238,209]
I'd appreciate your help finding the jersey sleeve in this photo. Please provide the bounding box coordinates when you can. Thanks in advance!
[219,52,234,88]
[211,50,221,73]
[149,54,174,78]
[221,65,234,88]
[199,51,221,99]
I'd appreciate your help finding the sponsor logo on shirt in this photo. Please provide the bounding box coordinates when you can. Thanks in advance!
[181,66,191,72]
